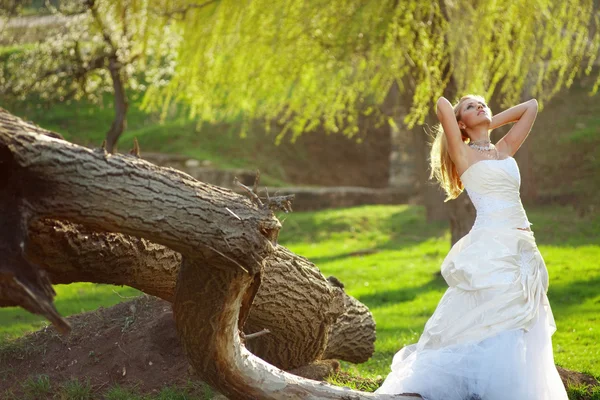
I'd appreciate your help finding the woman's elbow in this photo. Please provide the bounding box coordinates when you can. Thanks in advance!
[436,96,451,116]
[528,98,538,110]
[437,96,450,108]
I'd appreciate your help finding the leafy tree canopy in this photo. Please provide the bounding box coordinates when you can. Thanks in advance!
[145,0,600,141]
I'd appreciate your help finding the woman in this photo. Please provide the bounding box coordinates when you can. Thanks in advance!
[375,95,567,400]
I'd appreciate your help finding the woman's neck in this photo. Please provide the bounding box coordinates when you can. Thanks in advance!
[466,128,490,143]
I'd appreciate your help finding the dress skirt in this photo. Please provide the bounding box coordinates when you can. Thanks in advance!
[375,227,568,400]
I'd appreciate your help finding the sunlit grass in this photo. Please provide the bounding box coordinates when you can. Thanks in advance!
[0,284,140,341]
[278,204,600,381]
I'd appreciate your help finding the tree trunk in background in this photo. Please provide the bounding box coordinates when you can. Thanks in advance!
[384,82,418,196]
[448,191,476,246]
[413,111,450,222]
[514,137,537,204]
[106,56,128,154]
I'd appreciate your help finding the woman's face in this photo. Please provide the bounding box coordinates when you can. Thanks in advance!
[457,97,491,130]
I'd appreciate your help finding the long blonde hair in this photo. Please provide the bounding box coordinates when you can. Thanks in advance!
[429,95,487,202]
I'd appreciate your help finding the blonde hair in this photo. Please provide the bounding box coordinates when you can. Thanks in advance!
[429,95,487,202]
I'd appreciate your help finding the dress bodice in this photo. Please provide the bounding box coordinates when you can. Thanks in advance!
[460,157,532,231]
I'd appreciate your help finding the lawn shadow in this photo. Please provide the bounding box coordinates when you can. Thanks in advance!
[356,272,447,309]
[527,205,600,247]
[280,205,449,256]
[549,275,600,310]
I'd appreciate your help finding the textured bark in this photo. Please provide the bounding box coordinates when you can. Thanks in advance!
[106,56,128,154]
[0,134,70,333]
[174,257,420,400]
[0,109,280,262]
[0,108,406,399]
[27,219,180,302]
[26,218,374,369]
[243,247,346,369]
[322,294,376,363]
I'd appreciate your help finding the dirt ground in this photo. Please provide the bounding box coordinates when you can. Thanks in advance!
[0,296,195,397]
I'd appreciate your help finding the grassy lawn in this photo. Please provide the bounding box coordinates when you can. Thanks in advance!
[0,284,140,341]
[276,204,600,381]
[2,204,597,385]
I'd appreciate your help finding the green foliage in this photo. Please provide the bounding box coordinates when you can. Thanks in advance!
[57,378,93,400]
[21,374,52,399]
[146,0,600,141]
[5,1,600,143]
[1,0,179,104]
[104,385,145,400]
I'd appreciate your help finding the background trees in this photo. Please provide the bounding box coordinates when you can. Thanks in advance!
[144,0,599,242]
[1,0,179,153]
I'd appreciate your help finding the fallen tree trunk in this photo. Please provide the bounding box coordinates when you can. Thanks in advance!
[0,109,418,398]
[174,256,419,400]
[26,218,375,368]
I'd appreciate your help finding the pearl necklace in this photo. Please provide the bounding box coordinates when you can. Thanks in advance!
[468,140,499,159]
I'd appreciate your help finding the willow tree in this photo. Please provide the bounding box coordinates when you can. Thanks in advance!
[145,0,600,241]
[0,0,179,153]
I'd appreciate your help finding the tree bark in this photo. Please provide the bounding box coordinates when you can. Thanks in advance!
[25,219,375,369]
[384,82,418,193]
[106,56,128,154]
[174,256,419,400]
[0,109,416,398]
[413,111,449,222]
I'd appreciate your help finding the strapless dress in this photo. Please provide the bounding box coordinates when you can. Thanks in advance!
[375,157,568,400]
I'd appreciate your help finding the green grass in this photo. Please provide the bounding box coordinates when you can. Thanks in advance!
[275,204,600,381]
[0,284,140,341]
[567,383,600,400]
[104,385,145,400]
[2,379,214,400]
[21,374,52,399]
[57,378,93,400]
[103,382,212,400]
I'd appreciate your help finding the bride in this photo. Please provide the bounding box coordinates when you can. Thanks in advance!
[375,95,568,399]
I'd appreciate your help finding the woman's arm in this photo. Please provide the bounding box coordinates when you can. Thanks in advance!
[494,99,538,156]
[436,96,467,165]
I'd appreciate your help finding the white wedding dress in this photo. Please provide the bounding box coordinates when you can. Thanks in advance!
[376,157,568,400]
